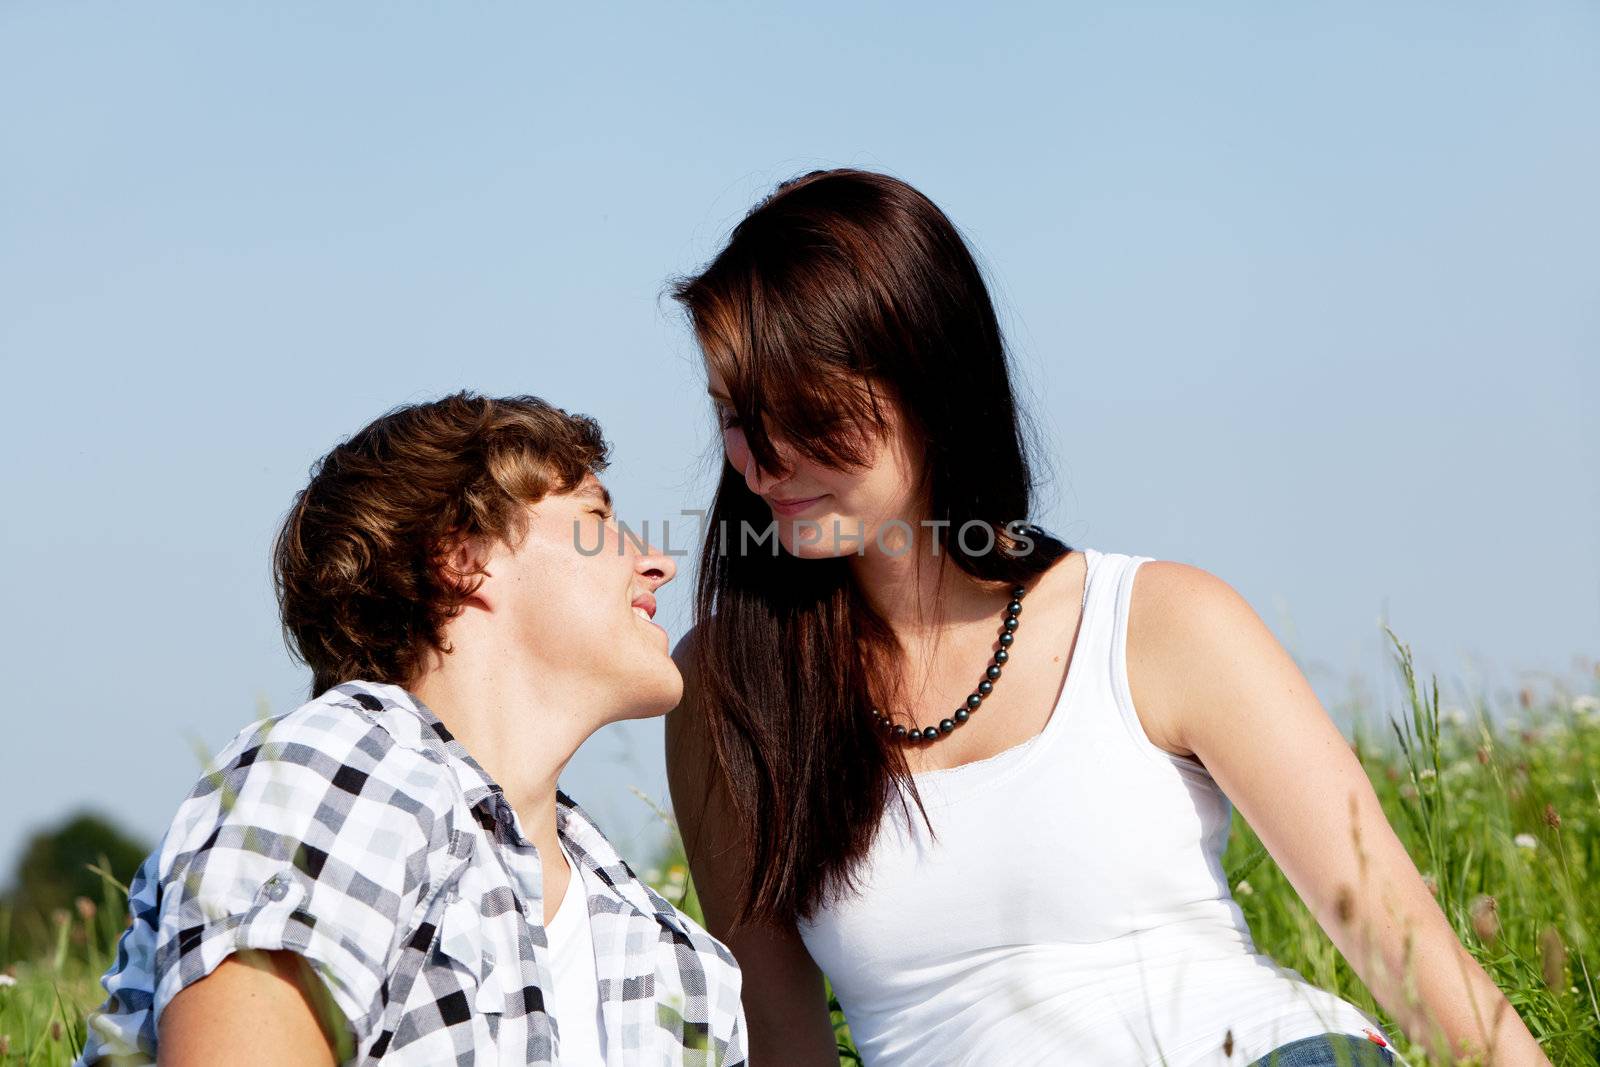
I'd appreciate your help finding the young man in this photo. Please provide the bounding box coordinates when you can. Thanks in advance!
[76,393,747,1066]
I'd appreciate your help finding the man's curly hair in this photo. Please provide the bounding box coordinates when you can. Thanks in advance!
[271,391,610,696]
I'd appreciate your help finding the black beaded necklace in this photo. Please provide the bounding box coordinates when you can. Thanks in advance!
[869,583,1027,745]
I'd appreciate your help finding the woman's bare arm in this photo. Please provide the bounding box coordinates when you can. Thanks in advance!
[1126,561,1548,1066]
[158,948,352,1066]
[665,625,840,1067]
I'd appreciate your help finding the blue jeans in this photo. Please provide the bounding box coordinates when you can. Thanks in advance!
[1247,1032,1395,1066]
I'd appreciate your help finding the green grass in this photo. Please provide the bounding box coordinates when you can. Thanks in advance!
[4,633,1596,1065]
[0,858,129,1064]
[1216,632,1599,1065]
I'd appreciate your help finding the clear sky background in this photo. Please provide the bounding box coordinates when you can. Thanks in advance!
[2,2,1596,881]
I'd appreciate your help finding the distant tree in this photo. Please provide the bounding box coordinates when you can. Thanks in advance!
[2,810,149,962]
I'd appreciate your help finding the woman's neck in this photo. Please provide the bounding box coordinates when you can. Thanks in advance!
[845,528,1011,638]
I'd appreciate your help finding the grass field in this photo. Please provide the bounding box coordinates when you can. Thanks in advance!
[3,633,1596,1065]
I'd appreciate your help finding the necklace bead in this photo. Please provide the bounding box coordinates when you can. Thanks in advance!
[873,581,1029,746]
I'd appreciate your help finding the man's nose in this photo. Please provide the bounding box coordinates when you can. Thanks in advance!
[636,545,677,589]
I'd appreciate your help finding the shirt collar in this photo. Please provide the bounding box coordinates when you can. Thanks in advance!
[555,789,694,940]
[329,680,502,809]
[327,679,693,940]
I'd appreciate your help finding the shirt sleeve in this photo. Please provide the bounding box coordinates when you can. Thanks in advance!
[712,940,748,1067]
[147,702,452,1051]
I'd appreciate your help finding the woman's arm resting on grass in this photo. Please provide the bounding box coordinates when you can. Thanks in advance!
[158,948,351,1066]
[665,626,841,1067]
[1127,562,1549,1067]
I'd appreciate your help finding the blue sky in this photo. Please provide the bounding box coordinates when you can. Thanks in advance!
[1,1,1595,880]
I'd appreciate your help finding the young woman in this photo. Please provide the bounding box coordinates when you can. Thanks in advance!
[663,169,1547,1066]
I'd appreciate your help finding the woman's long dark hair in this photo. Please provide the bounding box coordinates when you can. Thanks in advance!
[670,169,1070,928]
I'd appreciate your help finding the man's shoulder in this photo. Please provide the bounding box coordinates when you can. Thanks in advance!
[176,681,461,834]
[208,680,435,765]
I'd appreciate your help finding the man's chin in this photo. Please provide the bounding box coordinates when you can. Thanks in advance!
[614,668,684,721]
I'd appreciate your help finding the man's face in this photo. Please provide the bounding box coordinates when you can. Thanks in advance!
[479,474,681,722]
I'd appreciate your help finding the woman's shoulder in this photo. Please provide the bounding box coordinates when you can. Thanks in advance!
[1122,555,1276,758]
[1123,556,1260,640]
[665,625,715,765]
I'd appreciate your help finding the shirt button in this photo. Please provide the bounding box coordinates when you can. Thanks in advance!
[264,874,289,901]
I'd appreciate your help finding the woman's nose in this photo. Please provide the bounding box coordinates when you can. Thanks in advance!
[743,450,785,495]
[726,428,792,496]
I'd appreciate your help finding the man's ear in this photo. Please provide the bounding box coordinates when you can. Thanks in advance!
[435,532,496,608]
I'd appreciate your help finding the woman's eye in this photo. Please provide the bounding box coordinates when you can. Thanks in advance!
[716,407,742,431]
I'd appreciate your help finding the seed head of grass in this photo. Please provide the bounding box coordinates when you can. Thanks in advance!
[1539,926,1567,991]
[1469,894,1499,944]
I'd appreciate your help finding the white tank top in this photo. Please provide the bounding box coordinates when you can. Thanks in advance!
[796,547,1389,1067]
[545,841,608,1065]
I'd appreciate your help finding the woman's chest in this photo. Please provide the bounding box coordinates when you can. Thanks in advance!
[800,736,1228,979]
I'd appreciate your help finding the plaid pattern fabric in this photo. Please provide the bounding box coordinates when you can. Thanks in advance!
[76,680,746,1066]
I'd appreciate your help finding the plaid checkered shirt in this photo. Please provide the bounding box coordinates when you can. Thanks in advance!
[76,680,747,1066]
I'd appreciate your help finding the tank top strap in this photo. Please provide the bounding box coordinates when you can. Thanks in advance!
[1061,545,1128,692]
[1095,549,1207,768]
[1052,549,1172,762]
[1029,545,1120,748]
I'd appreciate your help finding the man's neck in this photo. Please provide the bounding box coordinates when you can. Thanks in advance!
[407,649,598,912]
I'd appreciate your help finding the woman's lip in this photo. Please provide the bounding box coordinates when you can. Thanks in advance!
[767,494,826,516]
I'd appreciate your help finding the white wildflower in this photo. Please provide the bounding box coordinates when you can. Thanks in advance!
[1234,880,1254,896]
[1514,833,1539,851]
[1418,768,1437,781]
[1440,706,1467,727]
[1573,695,1599,717]
[0,974,14,988]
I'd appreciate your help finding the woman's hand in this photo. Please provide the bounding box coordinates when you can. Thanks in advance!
[1126,561,1550,1066]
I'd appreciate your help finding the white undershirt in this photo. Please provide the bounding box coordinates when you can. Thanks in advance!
[544,841,607,1065]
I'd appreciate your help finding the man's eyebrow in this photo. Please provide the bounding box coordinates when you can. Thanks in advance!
[576,481,613,509]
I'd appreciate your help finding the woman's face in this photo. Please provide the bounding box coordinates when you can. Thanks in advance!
[705,365,928,560]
